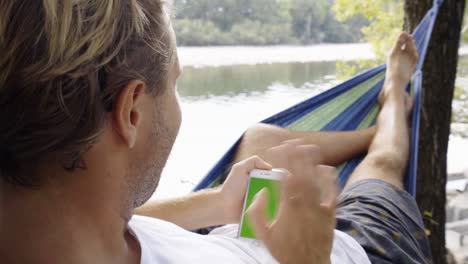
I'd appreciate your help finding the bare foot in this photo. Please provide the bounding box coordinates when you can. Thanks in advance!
[379,33,419,104]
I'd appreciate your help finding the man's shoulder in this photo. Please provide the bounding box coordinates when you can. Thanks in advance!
[129,215,185,234]
[129,215,167,226]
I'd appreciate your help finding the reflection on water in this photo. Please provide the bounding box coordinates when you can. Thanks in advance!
[178,61,337,98]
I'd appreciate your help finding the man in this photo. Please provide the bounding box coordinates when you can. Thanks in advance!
[0,1,431,263]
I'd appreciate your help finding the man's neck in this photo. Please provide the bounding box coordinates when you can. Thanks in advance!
[0,170,140,264]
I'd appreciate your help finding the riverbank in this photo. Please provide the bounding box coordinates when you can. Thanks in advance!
[179,43,468,68]
[178,43,375,67]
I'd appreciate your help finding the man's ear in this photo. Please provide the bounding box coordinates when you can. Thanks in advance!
[112,80,147,148]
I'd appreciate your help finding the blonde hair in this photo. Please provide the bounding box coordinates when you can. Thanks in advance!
[0,0,172,186]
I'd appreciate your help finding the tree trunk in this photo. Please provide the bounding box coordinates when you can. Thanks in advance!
[403,0,465,263]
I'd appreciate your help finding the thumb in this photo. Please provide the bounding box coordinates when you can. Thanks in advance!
[246,188,269,241]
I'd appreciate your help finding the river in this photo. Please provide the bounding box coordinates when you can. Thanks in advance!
[153,44,468,199]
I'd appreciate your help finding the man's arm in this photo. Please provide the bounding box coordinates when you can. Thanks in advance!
[134,157,272,231]
[134,188,226,231]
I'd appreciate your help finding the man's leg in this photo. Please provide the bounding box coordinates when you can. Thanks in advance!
[234,124,376,167]
[335,33,433,264]
[345,32,417,189]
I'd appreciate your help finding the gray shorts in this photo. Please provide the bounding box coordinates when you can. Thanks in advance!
[336,179,433,264]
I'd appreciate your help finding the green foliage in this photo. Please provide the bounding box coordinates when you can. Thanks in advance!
[454,85,467,101]
[332,0,403,78]
[335,60,376,80]
[174,19,232,46]
[333,0,404,63]
[332,0,467,74]
[173,0,368,46]
[230,20,294,45]
[289,0,327,43]
[322,14,369,43]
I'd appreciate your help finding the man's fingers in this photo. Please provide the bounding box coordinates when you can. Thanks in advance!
[282,172,307,207]
[231,156,272,175]
[246,188,269,241]
[291,145,323,172]
[262,144,290,167]
[280,164,336,210]
[253,156,273,170]
[316,165,338,210]
[263,143,323,174]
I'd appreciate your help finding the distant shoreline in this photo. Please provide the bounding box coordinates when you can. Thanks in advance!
[178,43,468,68]
[178,43,375,67]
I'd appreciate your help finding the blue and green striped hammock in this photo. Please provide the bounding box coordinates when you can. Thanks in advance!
[193,0,444,197]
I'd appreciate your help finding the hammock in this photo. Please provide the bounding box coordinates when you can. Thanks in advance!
[193,0,444,197]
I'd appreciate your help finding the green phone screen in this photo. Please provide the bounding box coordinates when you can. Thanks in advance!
[239,177,280,239]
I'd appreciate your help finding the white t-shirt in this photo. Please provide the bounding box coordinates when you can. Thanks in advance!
[128,215,371,264]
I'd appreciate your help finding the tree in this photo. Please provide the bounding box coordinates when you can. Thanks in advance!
[289,0,328,43]
[172,0,368,46]
[321,11,368,43]
[404,1,465,263]
[174,0,244,31]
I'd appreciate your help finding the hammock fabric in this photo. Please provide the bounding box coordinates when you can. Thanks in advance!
[193,0,444,197]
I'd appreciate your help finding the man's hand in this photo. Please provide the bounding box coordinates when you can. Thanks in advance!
[219,156,272,224]
[247,144,338,264]
[135,155,272,230]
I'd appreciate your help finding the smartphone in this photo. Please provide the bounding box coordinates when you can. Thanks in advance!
[238,169,284,240]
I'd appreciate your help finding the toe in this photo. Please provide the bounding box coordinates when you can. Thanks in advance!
[399,33,409,42]
[392,32,412,55]
[392,34,406,53]
[400,32,411,45]
[405,36,419,63]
